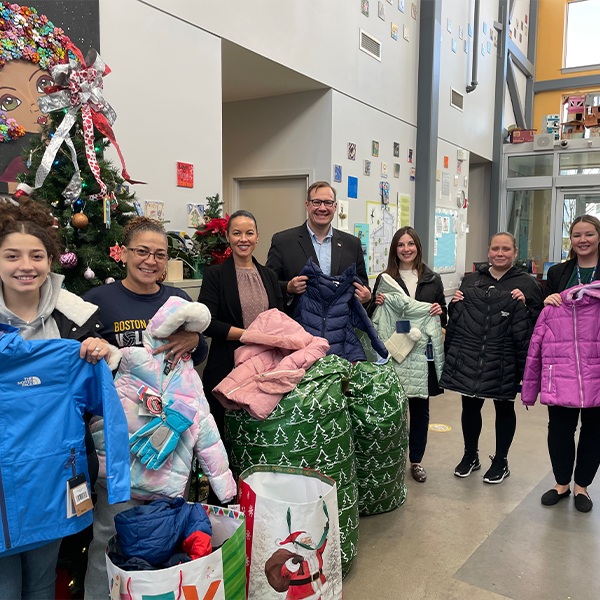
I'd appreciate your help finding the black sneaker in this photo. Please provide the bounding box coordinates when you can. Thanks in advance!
[454,452,481,477]
[483,455,510,484]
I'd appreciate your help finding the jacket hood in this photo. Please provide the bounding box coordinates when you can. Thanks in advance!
[300,257,358,291]
[144,297,211,350]
[240,308,322,351]
[476,264,526,282]
[378,274,435,315]
[564,280,600,303]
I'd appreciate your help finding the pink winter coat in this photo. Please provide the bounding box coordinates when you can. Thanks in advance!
[212,308,329,419]
[521,281,600,408]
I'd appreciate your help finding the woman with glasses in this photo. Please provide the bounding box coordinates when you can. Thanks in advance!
[82,216,208,599]
[83,216,207,365]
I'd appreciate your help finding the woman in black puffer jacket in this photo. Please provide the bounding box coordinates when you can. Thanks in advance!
[442,232,543,484]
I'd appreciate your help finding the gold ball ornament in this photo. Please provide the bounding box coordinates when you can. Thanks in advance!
[72,213,89,229]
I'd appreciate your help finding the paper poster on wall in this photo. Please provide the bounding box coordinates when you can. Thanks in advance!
[348,176,358,199]
[441,172,450,196]
[366,202,398,278]
[176,162,194,188]
[399,194,410,227]
[337,200,349,231]
[145,201,164,221]
[334,164,342,183]
[187,204,204,228]
[433,208,458,274]
[354,223,369,275]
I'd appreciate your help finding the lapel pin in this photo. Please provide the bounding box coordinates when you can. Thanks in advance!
[338,243,342,247]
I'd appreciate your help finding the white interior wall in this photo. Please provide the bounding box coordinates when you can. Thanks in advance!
[222,89,332,210]
[330,90,417,277]
[438,0,499,160]
[99,0,223,231]
[504,84,517,129]
[129,0,420,125]
[510,0,532,57]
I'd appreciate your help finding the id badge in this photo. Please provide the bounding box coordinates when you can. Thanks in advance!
[396,319,411,334]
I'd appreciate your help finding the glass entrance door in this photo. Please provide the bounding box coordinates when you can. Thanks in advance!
[556,190,600,261]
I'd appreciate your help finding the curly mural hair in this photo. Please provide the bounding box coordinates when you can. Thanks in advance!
[0,196,61,260]
[122,216,166,247]
[0,2,73,141]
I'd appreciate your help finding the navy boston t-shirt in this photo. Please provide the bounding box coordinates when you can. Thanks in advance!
[83,281,207,363]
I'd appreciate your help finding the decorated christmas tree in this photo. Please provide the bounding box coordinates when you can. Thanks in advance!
[17,108,137,295]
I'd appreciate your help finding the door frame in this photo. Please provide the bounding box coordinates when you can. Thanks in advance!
[229,169,315,214]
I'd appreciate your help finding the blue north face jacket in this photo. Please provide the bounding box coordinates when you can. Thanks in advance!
[0,324,131,557]
[293,259,388,362]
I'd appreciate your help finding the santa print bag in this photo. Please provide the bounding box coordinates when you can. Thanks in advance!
[105,505,246,600]
[239,465,343,600]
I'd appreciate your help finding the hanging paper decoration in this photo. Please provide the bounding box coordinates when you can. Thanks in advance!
[84,267,95,280]
[59,251,78,269]
[72,213,89,228]
[109,244,122,262]
[34,44,141,203]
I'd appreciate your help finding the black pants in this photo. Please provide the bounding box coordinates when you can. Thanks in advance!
[461,396,516,459]
[408,396,429,463]
[548,405,600,488]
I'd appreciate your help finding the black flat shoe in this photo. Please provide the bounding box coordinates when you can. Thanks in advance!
[541,488,571,506]
[575,493,593,513]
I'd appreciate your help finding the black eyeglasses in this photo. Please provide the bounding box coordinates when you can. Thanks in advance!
[127,247,169,262]
[310,200,336,208]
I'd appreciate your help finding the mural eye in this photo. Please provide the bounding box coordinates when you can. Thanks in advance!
[36,76,54,94]
[0,94,22,111]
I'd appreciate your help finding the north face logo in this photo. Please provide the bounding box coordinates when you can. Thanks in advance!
[18,376,41,387]
[501,311,510,317]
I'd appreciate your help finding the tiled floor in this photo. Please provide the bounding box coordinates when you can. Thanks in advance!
[343,391,599,600]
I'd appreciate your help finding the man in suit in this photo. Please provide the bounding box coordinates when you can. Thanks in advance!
[266,181,371,312]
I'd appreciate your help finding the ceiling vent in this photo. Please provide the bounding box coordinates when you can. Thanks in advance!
[360,29,382,61]
[451,87,464,112]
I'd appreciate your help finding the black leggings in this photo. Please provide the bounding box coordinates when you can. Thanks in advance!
[408,397,429,464]
[461,396,516,459]
[548,405,600,488]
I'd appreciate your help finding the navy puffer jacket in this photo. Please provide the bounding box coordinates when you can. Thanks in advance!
[293,258,388,362]
[114,498,211,564]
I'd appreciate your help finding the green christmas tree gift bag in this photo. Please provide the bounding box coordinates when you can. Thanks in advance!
[347,361,409,515]
[225,355,359,577]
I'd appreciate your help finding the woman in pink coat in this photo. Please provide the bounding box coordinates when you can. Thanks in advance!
[522,215,600,512]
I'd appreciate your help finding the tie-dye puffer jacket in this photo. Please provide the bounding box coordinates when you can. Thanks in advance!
[91,297,236,502]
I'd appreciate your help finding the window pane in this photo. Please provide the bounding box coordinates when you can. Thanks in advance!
[562,193,600,259]
[507,154,553,177]
[559,151,600,175]
[565,0,600,69]
[506,189,552,273]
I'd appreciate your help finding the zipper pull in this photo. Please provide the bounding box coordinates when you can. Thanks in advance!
[65,448,76,478]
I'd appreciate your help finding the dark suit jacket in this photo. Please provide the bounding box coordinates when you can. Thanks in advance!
[199,256,283,432]
[545,257,600,297]
[266,222,369,312]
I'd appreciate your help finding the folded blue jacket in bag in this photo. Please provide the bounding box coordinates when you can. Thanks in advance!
[114,497,211,565]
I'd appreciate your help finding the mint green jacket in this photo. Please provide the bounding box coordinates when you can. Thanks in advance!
[371,274,445,398]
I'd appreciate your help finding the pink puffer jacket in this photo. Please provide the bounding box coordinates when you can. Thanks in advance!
[212,308,329,419]
[521,281,600,408]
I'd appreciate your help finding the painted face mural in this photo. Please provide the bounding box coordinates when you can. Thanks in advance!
[0,3,72,183]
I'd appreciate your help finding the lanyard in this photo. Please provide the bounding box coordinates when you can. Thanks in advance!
[576,263,597,285]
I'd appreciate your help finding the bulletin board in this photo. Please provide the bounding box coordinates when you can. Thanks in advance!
[433,208,458,274]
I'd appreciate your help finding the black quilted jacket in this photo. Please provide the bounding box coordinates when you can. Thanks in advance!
[439,286,533,400]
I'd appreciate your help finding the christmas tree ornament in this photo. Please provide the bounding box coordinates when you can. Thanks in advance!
[60,252,78,269]
[109,244,122,262]
[84,267,95,280]
[26,150,33,169]
[34,46,141,202]
[104,277,115,285]
[72,213,89,229]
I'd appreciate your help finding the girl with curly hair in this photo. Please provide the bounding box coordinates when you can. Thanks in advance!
[0,196,116,599]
